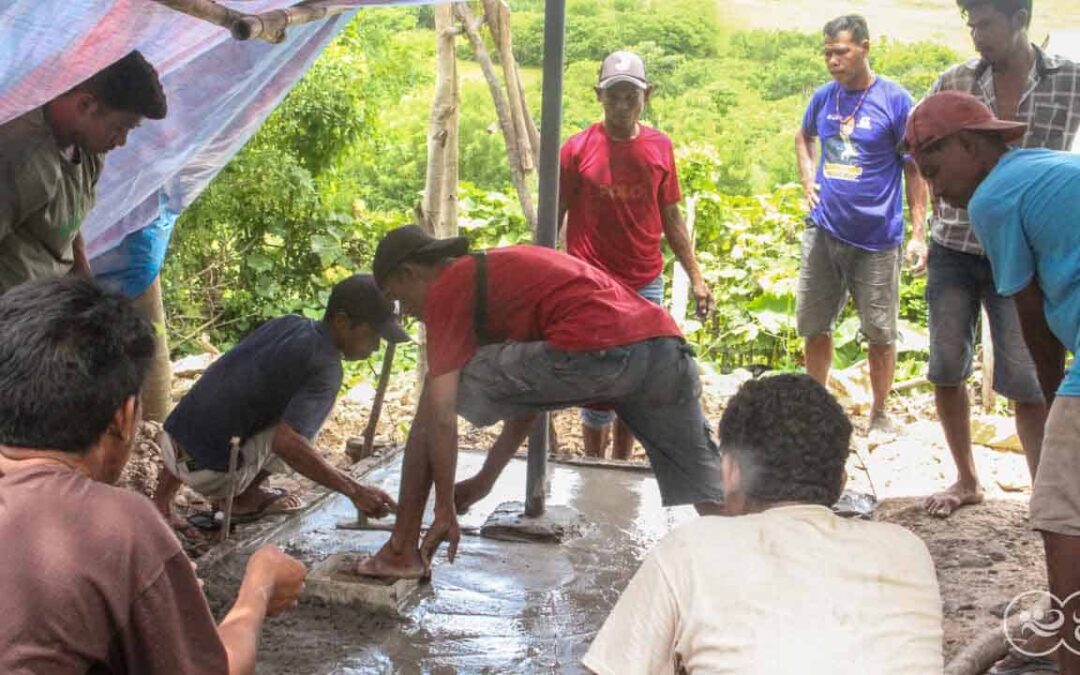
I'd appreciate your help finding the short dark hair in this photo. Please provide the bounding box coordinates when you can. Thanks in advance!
[957,0,1033,27]
[823,14,870,43]
[0,278,155,454]
[719,374,852,506]
[77,50,167,120]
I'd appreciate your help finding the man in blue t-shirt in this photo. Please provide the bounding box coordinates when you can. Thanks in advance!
[153,274,407,528]
[794,14,928,431]
[906,90,1080,671]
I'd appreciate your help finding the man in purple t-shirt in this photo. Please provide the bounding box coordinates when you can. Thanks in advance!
[794,14,928,431]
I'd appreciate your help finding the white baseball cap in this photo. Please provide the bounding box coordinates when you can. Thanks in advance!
[598,51,648,90]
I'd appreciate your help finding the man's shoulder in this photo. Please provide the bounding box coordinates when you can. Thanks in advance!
[0,113,63,191]
[874,76,914,101]
[933,59,983,92]
[563,123,603,150]
[639,125,673,145]
[60,473,182,561]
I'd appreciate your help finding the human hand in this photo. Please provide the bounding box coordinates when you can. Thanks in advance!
[454,474,494,515]
[420,505,461,568]
[803,181,821,210]
[348,481,397,519]
[905,238,928,276]
[247,545,307,616]
[692,281,714,320]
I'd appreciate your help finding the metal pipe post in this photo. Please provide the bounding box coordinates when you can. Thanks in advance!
[525,0,567,518]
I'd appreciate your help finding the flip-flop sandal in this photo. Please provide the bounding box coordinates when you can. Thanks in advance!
[229,488,304,524]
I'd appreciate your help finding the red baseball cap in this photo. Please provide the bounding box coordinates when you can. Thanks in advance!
[904,91,1027,157]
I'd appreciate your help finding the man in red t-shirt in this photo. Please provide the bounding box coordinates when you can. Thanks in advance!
[354,226,724,579]
[560,50,713,459]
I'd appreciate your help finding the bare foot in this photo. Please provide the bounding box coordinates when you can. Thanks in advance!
[924,481,984,518]
[454,475,492,515]
[353,543,427,580]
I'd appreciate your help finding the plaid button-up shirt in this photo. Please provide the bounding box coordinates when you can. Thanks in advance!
[928,46,1080,255]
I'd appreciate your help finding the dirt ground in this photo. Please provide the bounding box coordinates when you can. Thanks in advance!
[118,360,1044,665]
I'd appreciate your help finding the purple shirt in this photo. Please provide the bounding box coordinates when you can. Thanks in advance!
[802,76,913,251]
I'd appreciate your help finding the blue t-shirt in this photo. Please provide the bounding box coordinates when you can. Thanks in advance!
[969,148,1080,397]
[802,76,913,251]
[164,315,343,471]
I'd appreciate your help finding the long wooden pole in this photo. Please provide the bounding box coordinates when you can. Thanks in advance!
[454,3,537,231]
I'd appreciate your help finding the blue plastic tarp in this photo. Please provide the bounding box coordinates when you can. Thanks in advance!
[0,0,447,295]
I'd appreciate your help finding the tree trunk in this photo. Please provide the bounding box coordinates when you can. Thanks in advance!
[454,2,537,231]
[417,5,460,386]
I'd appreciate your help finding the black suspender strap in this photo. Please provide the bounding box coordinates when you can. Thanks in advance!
[472,251,489,346]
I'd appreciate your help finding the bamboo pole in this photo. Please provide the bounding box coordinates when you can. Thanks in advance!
[454,2,538,231]
[482,0,534,172]
[151,0,355,43]
[132,275,173,422]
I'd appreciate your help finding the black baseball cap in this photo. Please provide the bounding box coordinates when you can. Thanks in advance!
[326,274,410,343]
[372,225,470,287]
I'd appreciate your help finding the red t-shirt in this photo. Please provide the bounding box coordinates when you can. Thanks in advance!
[424,245,682,377]
[560,123,682,290]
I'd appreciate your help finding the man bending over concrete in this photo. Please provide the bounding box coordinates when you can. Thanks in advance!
[154,274,402,527]
[0,277,306,674]
[584,374,943,674]
[906,90,1080,673]
[356,225,724,579]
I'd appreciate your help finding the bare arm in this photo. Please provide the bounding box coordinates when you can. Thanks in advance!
[71,233,92,276]
[218,546,306,675]
[1013,281,1067,406]
[557,202,568,251]
[271,421,396,517]
[904,161,930,273]
[420,371,463,564]
[794,127,820,209]
[662,202,713,319]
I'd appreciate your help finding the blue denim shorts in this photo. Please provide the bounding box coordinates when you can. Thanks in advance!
[581,274,664,427]
[456,337,724,506]
[926,241,1043,402]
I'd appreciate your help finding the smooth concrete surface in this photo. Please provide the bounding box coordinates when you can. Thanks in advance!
[208,451,697,674]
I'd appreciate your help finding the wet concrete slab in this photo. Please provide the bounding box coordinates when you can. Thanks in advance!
[206,451,696,674]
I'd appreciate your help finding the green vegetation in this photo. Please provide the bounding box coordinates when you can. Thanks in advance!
[163,0,960,381]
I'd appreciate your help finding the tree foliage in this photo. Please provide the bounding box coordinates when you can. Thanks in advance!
[164,0,957,379]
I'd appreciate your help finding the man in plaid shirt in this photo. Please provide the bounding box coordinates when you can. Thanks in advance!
[918,0,1080,518]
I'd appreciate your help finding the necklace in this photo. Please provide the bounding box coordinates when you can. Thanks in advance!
[836,75,875,138]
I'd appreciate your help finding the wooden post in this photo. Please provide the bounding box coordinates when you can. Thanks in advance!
[132,275,172,422]
[454,2,538,231]
[981,308,996,413]
[482,0,534,172]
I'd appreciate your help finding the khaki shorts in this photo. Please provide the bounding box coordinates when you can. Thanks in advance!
[157,427,286,500]
[1031,396,1080,536]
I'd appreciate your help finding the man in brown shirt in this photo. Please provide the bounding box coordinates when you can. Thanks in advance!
[0,277,306,675]
[0,51,166,292]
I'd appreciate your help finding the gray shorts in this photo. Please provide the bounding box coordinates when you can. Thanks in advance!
[457,338,724,507]
[796,220,900,345]
[158,427,287,499]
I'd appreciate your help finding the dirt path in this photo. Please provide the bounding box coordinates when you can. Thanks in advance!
[716,0,1080,56]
